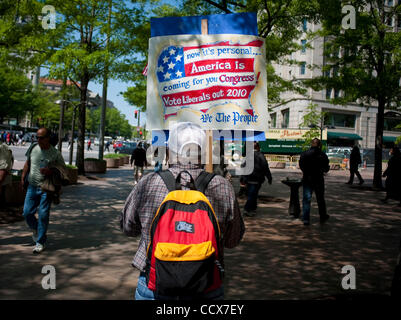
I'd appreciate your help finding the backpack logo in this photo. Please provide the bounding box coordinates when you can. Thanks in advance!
[175,221,194,233]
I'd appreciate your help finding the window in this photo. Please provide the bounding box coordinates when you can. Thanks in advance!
[334,89,340,98]
[301,40,307,53]
[282,109,290,128]
[302,19,307,32]
[326,88,332,100]
[386,13,393,26]
[333,66,339,77]
[387,0,394,6]
[324,113,356,128]
[270,113,277,128]
[300,62,306,75]
[384,112,401,131]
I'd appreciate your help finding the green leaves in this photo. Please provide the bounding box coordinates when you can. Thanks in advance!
[299,102,327,150]
[86,107,132,138]
[316,0,401,109]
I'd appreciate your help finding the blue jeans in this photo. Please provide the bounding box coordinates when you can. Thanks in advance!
[302,181,327,222]
[135,273,224,300]
[23,185,52,245]
[244,183,261,212]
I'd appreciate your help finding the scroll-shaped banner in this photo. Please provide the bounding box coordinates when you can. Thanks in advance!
[147,34,268,131]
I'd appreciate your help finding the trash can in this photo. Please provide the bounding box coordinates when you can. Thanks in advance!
[281,177,303,218]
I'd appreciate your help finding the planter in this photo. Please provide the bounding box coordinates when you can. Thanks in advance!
[117,157,124,166]
[84,159,107,173]
[124,156,130,165]
[66,167,78,184]
[106,158,119,168]
[4,181,26,205]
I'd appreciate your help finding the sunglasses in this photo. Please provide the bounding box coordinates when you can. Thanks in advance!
[37,136,48,140]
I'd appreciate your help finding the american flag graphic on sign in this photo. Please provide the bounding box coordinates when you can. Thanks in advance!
[156,40,263,119]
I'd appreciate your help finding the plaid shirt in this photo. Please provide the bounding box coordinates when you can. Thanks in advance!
[120,164,245,272]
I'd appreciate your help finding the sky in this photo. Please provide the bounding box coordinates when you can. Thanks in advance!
[41,0,179,129]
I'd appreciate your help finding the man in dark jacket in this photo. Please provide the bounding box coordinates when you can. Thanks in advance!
[130,143,148,185]
[242,142,272,217]
[299,138,330,225]
[346,145,364,185]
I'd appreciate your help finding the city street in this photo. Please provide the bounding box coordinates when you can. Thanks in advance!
[0,165,400,299]
[1,0,401,306]
[8,143,114,167]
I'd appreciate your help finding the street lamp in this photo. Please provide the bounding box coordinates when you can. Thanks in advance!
[56,99,80,165]
[55,99,66,152]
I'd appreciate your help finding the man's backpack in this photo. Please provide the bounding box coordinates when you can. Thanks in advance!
[145,170,224,296]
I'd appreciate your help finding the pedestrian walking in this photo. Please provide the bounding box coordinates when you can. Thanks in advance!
[87,139,92,151]
[299,138,330,226]
[20,128,67,254]
[17,134,22,146]
[240,142,272,217]
[0,141,13,207]
[346,145,364,185]
[120,122,245,300]
[130,142,147,184]
[6,132,11,145]
[382,146,401,205]
[104,140,110,152]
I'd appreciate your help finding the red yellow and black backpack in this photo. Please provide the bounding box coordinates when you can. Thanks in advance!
[145,170,224,296]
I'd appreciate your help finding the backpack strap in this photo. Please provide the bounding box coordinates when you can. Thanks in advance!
[157,170,176,192]
[195,171,216,194]
[25,142,38,160]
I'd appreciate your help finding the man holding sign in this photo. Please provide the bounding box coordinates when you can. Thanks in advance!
[121,122,245,300]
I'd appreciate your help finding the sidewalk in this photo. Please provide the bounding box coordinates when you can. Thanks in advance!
[0,165,400,299]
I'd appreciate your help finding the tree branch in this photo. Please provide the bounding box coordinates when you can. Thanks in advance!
[203,0,232,13]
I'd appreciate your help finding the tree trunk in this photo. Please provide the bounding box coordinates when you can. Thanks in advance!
[373,98,385,189]
[76,75,89,175]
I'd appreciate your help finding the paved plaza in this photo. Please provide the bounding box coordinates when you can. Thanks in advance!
[1,164,400,300]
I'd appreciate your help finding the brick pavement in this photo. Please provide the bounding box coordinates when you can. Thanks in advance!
[0,164,400,300]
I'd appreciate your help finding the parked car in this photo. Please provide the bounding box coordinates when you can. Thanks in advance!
[327,147,352,160]
[22,132,37,143]
[115,141,137,154]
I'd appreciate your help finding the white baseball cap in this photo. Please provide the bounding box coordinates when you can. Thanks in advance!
[168,122,206,156]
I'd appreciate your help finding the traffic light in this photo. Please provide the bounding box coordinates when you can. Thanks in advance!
[134,110,138,119]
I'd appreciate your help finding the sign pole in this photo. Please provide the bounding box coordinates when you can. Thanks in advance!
[202,19,214,173]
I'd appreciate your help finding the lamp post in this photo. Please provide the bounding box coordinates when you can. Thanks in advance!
[56,99,80,165]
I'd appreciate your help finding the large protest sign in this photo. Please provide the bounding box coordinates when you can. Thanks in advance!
[146,14,268,132]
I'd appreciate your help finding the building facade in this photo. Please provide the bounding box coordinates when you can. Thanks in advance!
[270,8,401,150]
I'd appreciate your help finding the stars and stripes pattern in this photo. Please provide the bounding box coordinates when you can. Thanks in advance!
[157,46,185,82]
